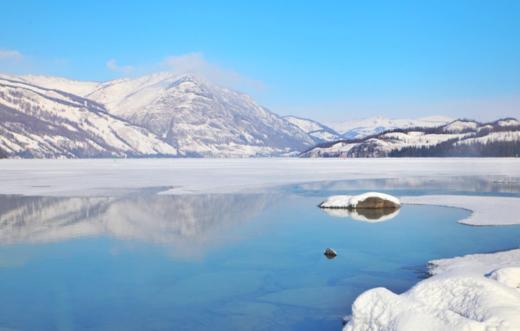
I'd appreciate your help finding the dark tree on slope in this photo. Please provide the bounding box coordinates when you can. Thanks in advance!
[389,140,520,157]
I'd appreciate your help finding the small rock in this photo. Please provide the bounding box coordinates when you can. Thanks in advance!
[324,248,337,259]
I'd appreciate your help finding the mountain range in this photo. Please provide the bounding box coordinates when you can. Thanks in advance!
[326,115,453,139]
[301,118,520,157]
[0,73,314,157]
[0,72,516,158]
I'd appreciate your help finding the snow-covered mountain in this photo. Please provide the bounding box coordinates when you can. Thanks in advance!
[328,116,453,139]
[301,118,520,158]
[85,73,314,157]
[0,73,315,158]
[2,72,517,159]
[283,115,342,143]
[0,76,178,158]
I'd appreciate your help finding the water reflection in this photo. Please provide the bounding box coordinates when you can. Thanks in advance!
[288,176,520,197]
[321,207,400,223]
[0,193,274,257]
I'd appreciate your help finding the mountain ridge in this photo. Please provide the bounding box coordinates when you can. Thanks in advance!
[301,118,520,157]
[2,72,516,158]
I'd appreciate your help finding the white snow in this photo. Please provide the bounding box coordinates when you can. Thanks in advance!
[442,120,479,133]
[319,192,400,209]
[345,248,520,331]
[284,115,341,142]
[319,195,352,208]
[458,131,520,145]
[488,268,520,289]
[497,119,520,127]
[20,74,100,96]
[402,195,520,226]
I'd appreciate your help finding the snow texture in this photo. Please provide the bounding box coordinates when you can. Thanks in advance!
[344,249,520,331]
[283,115,342,143]
[1,73,314,158]
[0,76,178,158]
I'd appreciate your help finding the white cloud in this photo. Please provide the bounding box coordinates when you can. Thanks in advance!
[102,52,264,92]
[0,49,23,61]
[106,59,134,74]
[162,52,264,91]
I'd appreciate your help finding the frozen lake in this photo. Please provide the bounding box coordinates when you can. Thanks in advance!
[1,173,520,331]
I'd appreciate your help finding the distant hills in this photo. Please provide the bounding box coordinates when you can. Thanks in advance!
[301,118,520,157]
[0,72,517,158]
[326,115,453,139]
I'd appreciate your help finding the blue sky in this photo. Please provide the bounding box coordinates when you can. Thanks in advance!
[1,1,519,121]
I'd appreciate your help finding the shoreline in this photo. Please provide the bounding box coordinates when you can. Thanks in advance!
[0,159,519,330]
[345,195,520,331]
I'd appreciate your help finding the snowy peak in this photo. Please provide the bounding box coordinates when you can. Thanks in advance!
[283,115,342,143]
[84,72,314,157]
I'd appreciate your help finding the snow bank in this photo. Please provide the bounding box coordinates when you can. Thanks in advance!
[402,195,520,226]
[319,192,400,209]
[345,249,520,331]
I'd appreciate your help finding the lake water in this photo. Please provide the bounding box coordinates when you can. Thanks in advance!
[0,176,520,331]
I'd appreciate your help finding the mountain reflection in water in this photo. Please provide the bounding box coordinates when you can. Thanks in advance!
[321,207,400,222]
[0,193,274,257]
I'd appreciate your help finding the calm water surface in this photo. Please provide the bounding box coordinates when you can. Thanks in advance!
[0,176,519,331]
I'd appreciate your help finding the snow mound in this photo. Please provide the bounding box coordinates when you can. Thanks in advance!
[319,192,400,209]
[488,267,520,289]
[345,249,520,331]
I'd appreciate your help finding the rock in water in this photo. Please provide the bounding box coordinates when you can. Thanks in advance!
[355,197,398,209]
[324,248,337,259]
[319,192,400,210]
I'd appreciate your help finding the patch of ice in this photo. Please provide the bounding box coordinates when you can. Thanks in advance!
[1,159,520,197]
[402,195,520,226]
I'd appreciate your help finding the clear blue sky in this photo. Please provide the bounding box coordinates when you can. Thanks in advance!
[1,1,519,121]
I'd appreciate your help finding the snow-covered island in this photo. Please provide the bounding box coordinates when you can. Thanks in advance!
[319,192,401,210]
